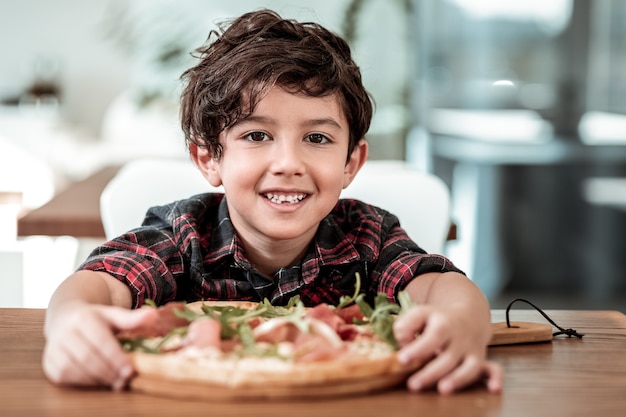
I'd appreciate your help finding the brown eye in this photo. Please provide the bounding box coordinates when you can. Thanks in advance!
[246,131,269,142]
[306,133,329,144]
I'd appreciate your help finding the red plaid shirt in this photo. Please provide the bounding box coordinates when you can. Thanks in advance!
[80,194,463,308]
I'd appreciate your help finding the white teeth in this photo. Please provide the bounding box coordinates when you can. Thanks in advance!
[265,193,306,204]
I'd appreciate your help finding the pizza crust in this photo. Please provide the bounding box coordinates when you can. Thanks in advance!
[130,345,408,384]
[129,350,420,400]
[130,368,412,401]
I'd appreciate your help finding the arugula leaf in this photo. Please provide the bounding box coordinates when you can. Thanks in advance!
[119,326,188,354]
[397,290,416,314]
[129,281,418,355]
[365,294,400,349]
[354,294,373,319]
[237,322,256,350]
[285,295,302,309]
[169,299,311,345]
[370,294,401,320]
[172,303,205,322]
[258,297,305,318]
[335,272,362,309]
[200,305,265,339]
[143,299,157,308]
[120,337,153,353]
[331,273,415,348]
[353,292,416,350]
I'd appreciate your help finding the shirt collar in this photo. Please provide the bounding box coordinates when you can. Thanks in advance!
[203,197,252,270]
[313,213,362,266]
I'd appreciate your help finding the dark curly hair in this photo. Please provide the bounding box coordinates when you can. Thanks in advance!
[180,9,373,161]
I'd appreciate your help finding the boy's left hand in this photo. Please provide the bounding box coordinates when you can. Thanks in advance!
[393,305,503,395]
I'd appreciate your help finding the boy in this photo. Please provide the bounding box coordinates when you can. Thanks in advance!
[43,9,502,395]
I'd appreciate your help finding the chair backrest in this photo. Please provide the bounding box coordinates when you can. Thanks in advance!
[339,160,451,254]
[100,158,223,239]
[101,158,451,253]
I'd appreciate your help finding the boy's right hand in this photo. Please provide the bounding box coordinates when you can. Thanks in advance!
[42,302,157,390]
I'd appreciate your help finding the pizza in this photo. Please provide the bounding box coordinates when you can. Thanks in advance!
[117,277,423,401]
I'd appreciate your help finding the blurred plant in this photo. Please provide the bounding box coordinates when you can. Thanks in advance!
[100,0,225,108]
[341,0,412,44]
[99,0,410,113]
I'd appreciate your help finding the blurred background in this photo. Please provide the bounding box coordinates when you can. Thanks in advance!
[1,0,625,311]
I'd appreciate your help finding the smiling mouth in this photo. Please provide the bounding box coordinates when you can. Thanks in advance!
[264,193,308,204]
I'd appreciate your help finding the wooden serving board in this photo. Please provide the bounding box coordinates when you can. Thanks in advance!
[489,321,553,346]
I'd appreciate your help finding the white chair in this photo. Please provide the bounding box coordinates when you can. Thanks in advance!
[100,158,223,239]
[101,158,452,254]
[340,160,451,254]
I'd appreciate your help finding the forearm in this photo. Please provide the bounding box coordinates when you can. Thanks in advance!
[405,272,492,340]
[45,270,132,336]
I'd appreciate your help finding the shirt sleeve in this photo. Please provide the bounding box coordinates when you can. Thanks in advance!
[370,211,465,300]
[78,227,185,308]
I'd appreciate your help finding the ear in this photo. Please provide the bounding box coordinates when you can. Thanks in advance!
[189,143,223,187]
[342,139,368,189]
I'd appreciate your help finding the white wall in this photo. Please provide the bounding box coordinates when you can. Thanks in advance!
[0,0,343,136]
[0,0,408,141]
[0,0,132,136]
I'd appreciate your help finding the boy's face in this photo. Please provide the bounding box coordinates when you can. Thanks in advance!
[198,86,366,246]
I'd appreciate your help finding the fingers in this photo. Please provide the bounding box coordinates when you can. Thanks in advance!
[394,306,503,395]
[437,354,482,394]
[404,352,503,395]
[393,306,428,346]
[404,348,456,392]
[42,342,105,387]
[434,358,504,395]
[483,361,504,393]
[106,305,158,332]
[396,308,455,392]
[79,311,134,390]
[395,307,452,366]
[43,306,153,389]
[43,318,120,387]
[96,307,157,389]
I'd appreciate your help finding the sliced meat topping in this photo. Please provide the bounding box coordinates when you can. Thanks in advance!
[184,317,221,349]
[117,302,190,339]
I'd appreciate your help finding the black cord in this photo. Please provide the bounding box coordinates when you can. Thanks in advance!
[505,298,584,339]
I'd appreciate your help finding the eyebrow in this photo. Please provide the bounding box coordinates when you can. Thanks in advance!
[237,115,344,130]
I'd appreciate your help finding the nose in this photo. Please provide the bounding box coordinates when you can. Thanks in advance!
[268,137,306,176]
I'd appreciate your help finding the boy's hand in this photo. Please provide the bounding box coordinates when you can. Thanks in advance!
[42,302,157,390]
[393,305,503,395]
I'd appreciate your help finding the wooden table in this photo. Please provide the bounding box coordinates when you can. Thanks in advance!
[17,165,120,238]
[1,308,624,417]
